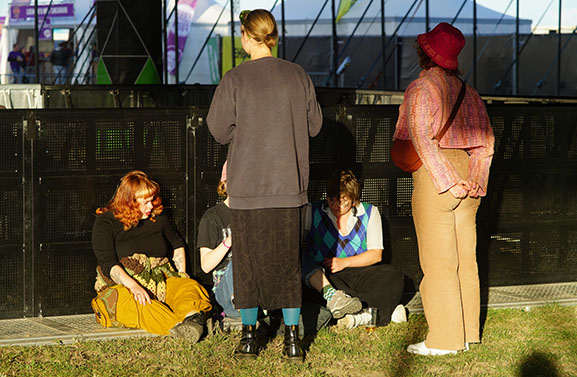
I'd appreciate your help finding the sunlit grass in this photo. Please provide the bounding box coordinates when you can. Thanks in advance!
[0,305,575,377]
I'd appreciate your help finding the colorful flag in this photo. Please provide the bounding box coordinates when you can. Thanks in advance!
[167,0,198,76]
[336,0,358,22]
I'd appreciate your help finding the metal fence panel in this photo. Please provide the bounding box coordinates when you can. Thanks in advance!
[28,109,190,317]
[0,103,576,319]
[0,112,26,318]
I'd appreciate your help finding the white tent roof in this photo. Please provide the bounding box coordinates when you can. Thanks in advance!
[270,0,532,36]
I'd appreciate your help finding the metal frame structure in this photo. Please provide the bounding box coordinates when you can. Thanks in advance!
[14,1,574,94]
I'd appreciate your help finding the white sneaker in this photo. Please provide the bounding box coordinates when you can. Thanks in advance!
[336,309,372,329]
[391,304,407,323]
[407,341,457,356]
[464,341,480,352]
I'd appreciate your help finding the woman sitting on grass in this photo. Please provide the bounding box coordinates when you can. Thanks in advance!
[91,170,212,342]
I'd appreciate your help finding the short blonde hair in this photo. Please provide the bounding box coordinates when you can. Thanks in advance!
[241,9,278,49]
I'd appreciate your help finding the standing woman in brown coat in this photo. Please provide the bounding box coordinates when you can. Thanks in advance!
[394,23,494,355]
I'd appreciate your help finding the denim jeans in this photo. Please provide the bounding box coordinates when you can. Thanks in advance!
[12,70,23,84]
[214,263,240,318]
[53,65,68,84]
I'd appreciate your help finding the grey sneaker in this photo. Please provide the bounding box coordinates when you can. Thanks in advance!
[170,312,205,343]
[326,290,362,319]
[222,316,243,332]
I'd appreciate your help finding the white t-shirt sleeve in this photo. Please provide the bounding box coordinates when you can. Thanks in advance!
[366,205,384,250]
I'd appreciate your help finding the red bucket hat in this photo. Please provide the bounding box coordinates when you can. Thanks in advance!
[417,22,465,70]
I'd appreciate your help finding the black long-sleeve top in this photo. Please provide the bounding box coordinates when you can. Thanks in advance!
[91,211,185,278]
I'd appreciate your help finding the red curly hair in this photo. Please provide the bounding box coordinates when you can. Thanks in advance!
[96,170,164,230]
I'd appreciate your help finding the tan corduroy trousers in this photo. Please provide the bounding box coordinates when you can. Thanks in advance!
[412,149,481,351]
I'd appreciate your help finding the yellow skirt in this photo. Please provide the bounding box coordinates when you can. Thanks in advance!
[95,277,212,335]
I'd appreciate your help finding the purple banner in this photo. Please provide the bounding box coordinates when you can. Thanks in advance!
[40,18,51,40]
[10,4,74,20]
[167,0,197,76]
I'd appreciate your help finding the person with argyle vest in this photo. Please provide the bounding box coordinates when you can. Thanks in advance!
[302,169,406,328]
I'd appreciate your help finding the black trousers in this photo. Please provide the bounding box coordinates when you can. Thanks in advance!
[328,264,404,326]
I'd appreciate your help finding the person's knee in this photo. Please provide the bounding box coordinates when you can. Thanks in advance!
[304,267,324,289]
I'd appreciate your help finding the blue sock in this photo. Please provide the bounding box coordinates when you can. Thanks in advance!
[239,307,258,326]
[282,308,300,326]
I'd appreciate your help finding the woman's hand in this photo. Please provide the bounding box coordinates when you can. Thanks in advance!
[110,265,151,305]
[467,180,482,198]
[449,180,470,199]
[126,282,151,306]
[322,257,349,273]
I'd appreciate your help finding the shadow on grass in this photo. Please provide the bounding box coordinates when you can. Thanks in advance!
[517,351,560,377]
[388,314,429,377]
[257,302,332,357]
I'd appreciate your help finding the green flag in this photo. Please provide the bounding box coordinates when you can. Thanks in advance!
[96,58,112,85]
[135,58,161,84]
[336,0,358,22]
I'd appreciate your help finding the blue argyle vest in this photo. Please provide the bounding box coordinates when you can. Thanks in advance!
[307,201,372,263]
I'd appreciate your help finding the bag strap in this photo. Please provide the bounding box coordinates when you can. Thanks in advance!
[434,79,467,141]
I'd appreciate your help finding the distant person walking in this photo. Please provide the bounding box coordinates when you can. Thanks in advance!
[207,9,322,361]
[50,41,72,84]
[24,46,37,83]
[393,23,495,356]
[7,44,24,83]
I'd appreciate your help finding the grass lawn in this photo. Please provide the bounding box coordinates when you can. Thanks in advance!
[0,305,576,377]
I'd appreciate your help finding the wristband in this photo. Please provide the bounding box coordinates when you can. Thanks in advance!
[222,239,231,249]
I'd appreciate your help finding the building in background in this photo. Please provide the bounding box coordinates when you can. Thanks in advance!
[0,0,94,84]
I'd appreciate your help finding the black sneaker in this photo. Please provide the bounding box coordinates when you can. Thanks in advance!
[170,312,205,343]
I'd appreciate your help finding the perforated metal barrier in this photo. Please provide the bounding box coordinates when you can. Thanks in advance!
[0,103,576,319]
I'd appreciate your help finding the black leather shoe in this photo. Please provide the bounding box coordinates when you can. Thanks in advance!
[283,325,304,362]
[234,324,258,358]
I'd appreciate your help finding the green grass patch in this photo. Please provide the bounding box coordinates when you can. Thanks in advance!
[0,305,575,377]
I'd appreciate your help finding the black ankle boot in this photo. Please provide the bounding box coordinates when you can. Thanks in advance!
[234,325,258,358]
[283,325,304,362]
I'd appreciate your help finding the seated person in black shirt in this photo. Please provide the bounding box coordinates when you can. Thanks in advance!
[197,161,240,326]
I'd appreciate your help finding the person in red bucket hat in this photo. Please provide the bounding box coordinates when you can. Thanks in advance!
[416,22,465,70]
[392,23,495,355]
